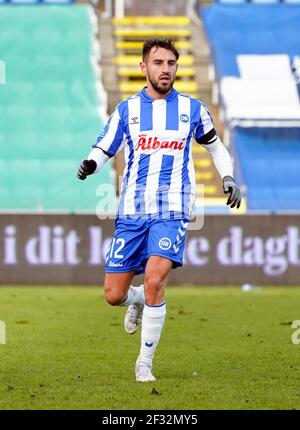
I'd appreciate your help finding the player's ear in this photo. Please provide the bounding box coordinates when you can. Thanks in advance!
[140,61,147,76]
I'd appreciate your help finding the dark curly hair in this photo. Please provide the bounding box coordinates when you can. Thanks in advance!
[142,38,179,62]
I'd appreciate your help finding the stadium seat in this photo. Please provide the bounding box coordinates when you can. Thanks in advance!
[119,81,198,93]
[232,127,300,210]
[202,4,300,212]
[112,16,190,26]
[114,29,191,38]
[118,67,196,78]
[0,5,114,211]
[220,77,300,120]
[202,5,300,78]
[194,159,212,168]
[115,40,192,51]
[237,54,294,80]
[115,54,194,66]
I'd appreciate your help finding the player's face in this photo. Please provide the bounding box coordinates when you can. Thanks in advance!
[140,47,178,95]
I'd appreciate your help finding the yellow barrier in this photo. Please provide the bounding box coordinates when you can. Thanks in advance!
[112,16,190,26]
[195,172,214,181]
[115,40,192,51]
[119,80,198,93]
[120,92,199,99]
[194,159,212,168]
[115,54,194,66]
[118,67,195,78]
[114,29,191,38]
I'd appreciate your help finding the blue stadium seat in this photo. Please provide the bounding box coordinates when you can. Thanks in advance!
[232,127,300,210]
[202,4,300,78]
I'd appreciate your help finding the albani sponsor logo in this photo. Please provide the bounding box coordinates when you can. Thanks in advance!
[135,134,185,151]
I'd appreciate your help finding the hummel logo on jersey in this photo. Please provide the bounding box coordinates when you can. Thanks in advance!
[130,116,139,125]
[135,134,185,151]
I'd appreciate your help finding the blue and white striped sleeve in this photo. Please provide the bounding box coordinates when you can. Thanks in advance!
[194,103,216,144]
[93,105,125,157]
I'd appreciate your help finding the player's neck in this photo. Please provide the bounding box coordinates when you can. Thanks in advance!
[145,85,172,100]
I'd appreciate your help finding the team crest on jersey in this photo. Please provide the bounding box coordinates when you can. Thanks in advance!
[180,114,189,123]
[159,238,172,251]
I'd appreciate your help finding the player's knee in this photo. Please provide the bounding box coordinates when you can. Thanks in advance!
[104,286,124,306]
[145,271,162,288]
[145,272,163,299]
[105,292,123,306]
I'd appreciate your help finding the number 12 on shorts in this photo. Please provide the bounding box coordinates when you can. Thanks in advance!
[109,238,125,259]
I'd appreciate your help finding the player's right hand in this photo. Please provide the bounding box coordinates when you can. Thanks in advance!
[223,176,241,209]
[77,159,97,180]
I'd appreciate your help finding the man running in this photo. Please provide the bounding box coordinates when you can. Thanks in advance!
[77,38,241,382]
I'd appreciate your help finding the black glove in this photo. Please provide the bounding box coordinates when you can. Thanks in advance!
[223,176,241,209]
[77,159,97,180]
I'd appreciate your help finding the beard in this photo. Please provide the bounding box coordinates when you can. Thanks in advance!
[148,74,175,95]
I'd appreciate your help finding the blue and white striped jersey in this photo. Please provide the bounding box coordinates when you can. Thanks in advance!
[94,87,215,219]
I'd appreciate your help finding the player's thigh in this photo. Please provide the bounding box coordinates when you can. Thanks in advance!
[105,218,148,274]
[147,218,189,271]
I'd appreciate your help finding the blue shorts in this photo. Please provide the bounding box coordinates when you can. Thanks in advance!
[105,216,189,274]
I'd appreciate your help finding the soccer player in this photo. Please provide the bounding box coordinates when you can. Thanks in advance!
[77,38,241,382]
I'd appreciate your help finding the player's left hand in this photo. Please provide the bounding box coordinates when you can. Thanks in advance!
[223,176,241,209]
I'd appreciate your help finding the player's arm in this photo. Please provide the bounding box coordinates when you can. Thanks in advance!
[77,104,125,180]
[194,104,241,209]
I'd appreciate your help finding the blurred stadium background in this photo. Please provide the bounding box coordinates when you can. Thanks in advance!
[0,0,300,286]
[1,0,300,412]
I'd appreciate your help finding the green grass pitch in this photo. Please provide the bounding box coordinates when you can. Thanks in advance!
[0,286,300,410]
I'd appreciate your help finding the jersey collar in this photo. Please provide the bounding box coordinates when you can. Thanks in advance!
[140,86,178,102]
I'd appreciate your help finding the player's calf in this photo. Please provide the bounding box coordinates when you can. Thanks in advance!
[122,285,144,334]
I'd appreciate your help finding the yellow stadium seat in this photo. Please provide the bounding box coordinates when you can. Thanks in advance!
[195,172,214,181]
[203,185,217,195]
[114,29,191,38]
[194,159,212,168]
[119,80,198,93]
[112,16,190,26]
[120,92,199,100]
[192,145,206,153]
[203,197,226,206]
[118,67,195,78]
[115,54,194,66]
[115,40,192,51]
[196,196,226,206]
